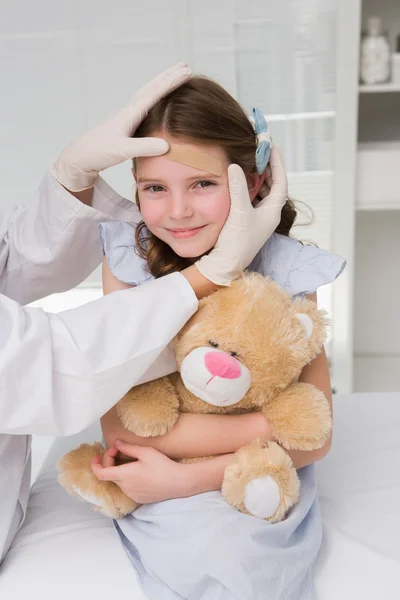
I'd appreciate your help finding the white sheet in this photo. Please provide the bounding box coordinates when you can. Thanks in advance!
[1,393,399,599]
[314,392,400,598]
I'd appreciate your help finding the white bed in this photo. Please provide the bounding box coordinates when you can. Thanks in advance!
[1,393,399,599]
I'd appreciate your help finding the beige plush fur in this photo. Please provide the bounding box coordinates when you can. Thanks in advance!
[58,273,331,523]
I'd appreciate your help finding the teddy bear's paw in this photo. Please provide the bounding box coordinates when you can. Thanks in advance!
[69,480,137,519]
[267,383,332,451]
[59,469,138,519]
[243,476,281,520]
[222,440,300,522]
[57,443,137,519]
[116,377,180,437]
[118,403,179,438]
[125,416,178,438]
[69,484,106,509]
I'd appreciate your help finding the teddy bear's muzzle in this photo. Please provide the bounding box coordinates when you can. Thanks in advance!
[180,347,252,407]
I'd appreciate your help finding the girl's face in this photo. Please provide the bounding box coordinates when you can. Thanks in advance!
[134,135,264,259]
[135,137,230,258]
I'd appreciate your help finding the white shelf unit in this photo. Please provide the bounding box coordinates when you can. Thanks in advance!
[356,204,400,210]
[353,0,400,392]
[359,83,400,92]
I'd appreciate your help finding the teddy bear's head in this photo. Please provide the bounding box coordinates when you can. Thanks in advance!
[173,273,328,412]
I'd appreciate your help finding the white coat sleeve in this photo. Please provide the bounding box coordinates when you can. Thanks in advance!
[0,172,140,305]
[0,272,197,436]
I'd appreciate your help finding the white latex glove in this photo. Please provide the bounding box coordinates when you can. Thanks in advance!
[195,146,288,286]
[51,63,191,192]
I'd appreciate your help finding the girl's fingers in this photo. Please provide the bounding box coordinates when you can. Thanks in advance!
[103,446,118,468]
[91,453,102,466]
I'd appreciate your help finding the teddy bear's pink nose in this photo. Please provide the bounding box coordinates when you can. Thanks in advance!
[204,351,241,380]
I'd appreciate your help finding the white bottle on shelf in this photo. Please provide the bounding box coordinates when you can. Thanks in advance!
[360,17,391,85]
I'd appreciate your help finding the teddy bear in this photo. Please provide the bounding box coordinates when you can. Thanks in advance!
[58,272,332,523]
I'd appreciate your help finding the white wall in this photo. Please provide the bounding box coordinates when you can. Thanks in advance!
[354,211,400,391]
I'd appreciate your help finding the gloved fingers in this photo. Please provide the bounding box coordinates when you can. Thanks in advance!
[266,147,287,195]
[133,62,190,104]
[256,147,288,210]
[114,63,192,134]
[227,164,252,222]
[111,136,169,162]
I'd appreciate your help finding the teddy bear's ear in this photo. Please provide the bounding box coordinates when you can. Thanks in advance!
[295,313,313,339]
[291,297,329,360]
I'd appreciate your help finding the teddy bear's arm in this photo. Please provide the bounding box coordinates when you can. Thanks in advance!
[263,382,332,451]
[116,375,180,437]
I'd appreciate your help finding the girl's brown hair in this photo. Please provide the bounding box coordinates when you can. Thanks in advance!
[133,76,296,278]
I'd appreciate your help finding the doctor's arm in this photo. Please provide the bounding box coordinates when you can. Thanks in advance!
[0,173,140,306]
[0,273,199,437]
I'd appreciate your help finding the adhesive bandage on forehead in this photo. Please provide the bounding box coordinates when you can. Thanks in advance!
[132,143,224,177]
[165,143,223,176]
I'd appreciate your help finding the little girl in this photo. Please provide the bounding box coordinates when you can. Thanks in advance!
[95,76,345,599]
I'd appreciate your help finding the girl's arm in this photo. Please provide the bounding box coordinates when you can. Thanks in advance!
[101,405,272,460]
[285,292,333,468]
[102,254,219,299]
[102,257,136,293]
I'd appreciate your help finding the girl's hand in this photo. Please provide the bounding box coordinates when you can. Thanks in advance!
[91,441,188,504]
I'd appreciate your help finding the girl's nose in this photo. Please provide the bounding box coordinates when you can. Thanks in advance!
[204,351,241,380]
[169,193,194,220]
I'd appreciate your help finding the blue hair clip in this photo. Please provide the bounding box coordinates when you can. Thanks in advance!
[251,107,272,174]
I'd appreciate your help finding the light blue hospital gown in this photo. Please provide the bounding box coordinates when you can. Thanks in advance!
[99,221,346,600]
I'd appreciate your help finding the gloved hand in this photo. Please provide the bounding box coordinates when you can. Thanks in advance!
[51,63,191,192]
[195,147,288,286]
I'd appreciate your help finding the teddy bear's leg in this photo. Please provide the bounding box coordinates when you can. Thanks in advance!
[221,440,300,523]
[117,375,180,437]
[265,382,332,451]
[57,442,138,519]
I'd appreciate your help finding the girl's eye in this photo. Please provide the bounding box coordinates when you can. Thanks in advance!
[195,180,215,189]
[144,185,165,193]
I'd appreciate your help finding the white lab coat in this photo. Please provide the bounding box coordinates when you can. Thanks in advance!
[0,173,198,562]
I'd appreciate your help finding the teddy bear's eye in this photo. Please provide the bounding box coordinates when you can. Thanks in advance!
[208,340,219,348]
[230,351,238,358]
